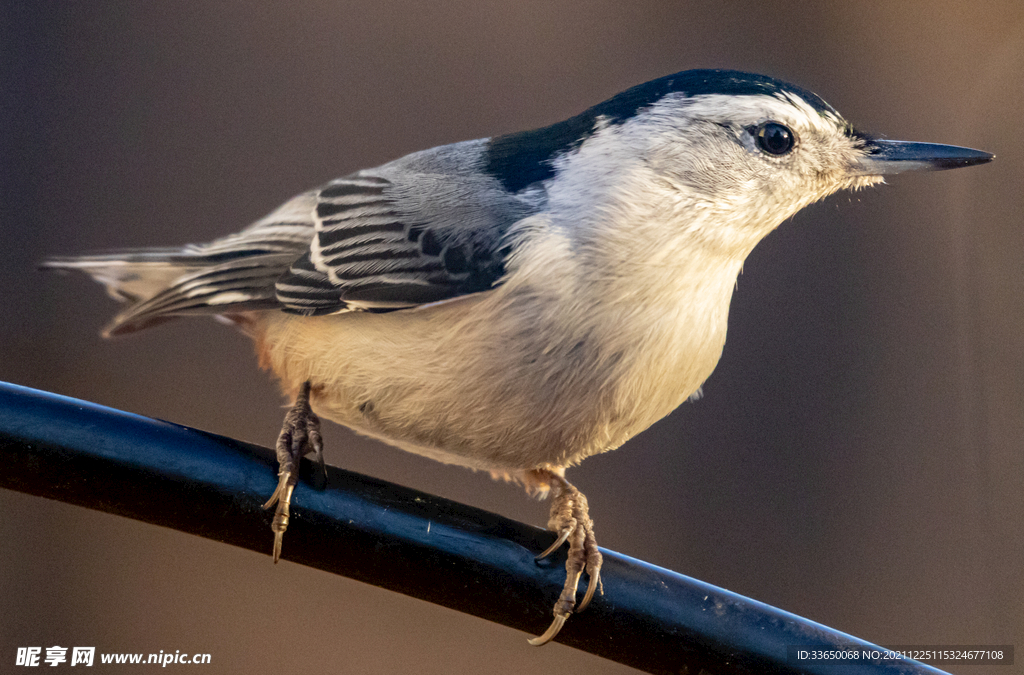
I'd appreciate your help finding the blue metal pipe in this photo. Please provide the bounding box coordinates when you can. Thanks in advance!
[0,381,951,675]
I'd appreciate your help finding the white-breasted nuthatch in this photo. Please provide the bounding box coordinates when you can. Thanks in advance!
[44,69,993,645]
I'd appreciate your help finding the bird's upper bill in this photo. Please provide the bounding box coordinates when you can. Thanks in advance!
[851,138,994,176]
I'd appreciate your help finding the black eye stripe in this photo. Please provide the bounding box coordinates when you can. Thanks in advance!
[755,122,796,156]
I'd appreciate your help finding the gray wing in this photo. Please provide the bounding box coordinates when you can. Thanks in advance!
[276,139,543,315]
[45,139,544,334]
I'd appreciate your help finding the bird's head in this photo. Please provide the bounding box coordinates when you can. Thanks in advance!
[491,70,993,259]
[630,72,991,232]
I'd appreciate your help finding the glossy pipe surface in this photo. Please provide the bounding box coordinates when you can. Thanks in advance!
[0,381,950,675]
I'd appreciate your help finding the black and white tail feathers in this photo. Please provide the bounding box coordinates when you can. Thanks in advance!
[42,222,313,337]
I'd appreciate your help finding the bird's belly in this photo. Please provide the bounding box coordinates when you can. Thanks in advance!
[253,290,726,471]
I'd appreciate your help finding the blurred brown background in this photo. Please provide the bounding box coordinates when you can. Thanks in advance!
[2,2,1022,673]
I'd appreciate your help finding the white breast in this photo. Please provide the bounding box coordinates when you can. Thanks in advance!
[253,206,743,472]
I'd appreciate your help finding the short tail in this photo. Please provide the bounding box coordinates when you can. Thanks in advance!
[42,223,313,337]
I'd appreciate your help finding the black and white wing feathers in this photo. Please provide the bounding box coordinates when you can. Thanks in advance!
[276,169,527,316]
[45,138,545,333]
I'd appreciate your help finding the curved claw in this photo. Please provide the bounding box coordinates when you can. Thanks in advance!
[527,613,568,646]
[577,568,600,612]
[263,475,294,564]
[535,529,571,560]
[271,530,284,564]
[525,469,604,645]
[262,472,290,510]
[262,381,324,564]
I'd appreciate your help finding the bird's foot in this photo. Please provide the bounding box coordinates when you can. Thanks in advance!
[262,380,325,563]
[527,469,603,646]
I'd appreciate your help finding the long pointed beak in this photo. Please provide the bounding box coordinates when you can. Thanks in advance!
[852,139,994,176]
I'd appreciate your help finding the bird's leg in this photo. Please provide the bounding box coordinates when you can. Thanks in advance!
[262,380,325,563]
[527,468,603,646]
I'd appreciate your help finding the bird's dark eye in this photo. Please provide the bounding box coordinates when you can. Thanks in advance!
[756,122,795,156]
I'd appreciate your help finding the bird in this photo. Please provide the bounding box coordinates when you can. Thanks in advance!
[43,69,993,645]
